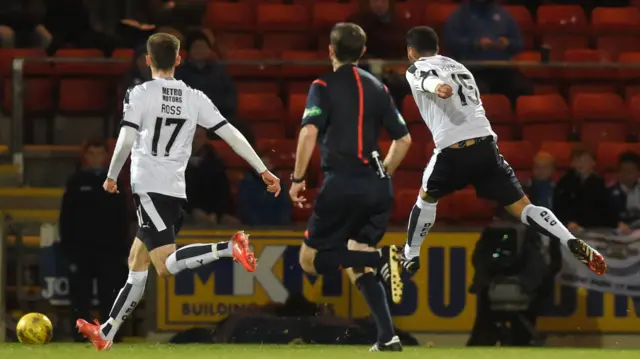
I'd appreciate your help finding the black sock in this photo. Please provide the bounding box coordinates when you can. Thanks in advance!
[356,272,395,343]
[313,249,381,274]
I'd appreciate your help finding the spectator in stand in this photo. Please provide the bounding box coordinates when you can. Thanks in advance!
[176,30,237,121]
[0,0,51,48]
[444,0,532,103]
[185,127,239,226]
[347,0,405,59]
[44,0,114,54]
[609,152,640,235]
[59,138,130,342]
[554,148,611,231]
[528,151,556,209]
[237,152,292,226]
[124,44,152,89]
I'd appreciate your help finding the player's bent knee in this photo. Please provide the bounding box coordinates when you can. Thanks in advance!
[298,243,317,274]
[419,188,438,203]
[504,195,531,218]
[155,265,172,277]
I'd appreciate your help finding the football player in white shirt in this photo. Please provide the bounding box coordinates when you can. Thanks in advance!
[391,26,606,279]
[76,33,281,351]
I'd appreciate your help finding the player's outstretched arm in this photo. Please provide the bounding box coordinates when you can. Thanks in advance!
[105,126,136,193]
[215,124,281,197]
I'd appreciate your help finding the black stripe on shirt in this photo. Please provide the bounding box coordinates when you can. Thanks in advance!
[122,121,140,130]
[209,120,228,132]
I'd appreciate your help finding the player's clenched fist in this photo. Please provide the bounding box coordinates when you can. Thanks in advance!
[261,170,281,197]
[435,83,453,99]
[103,178,119,194]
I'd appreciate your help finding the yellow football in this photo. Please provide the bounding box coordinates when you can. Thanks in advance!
[16,313,53,344]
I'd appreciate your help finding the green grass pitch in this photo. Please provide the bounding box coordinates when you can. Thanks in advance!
[0,344,639,359]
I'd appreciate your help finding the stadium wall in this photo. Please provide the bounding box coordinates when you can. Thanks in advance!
[151,230,640,336]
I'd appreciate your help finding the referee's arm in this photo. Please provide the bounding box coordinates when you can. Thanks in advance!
[381,92,411,175]
[293,80,329,180]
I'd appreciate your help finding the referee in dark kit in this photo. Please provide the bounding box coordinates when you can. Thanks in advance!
[289,22,412,351]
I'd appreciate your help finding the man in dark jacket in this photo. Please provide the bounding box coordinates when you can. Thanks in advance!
[59,138,130,341]
[609,151,640,234]
[175,30,237,120]
[554,148,612,230]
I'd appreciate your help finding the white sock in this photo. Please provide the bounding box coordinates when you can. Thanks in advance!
[404,196,437,259]
[520,204,574,245]
[100,270,147,341]
[165,241,232,275]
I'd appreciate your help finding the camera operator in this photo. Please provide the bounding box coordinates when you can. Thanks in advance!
[467,225,562,346]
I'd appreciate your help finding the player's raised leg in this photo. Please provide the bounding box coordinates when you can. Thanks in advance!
[505,196,606,275]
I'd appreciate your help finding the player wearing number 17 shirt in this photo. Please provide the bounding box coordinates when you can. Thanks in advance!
[380,26,606,285]
[76,33,281,351]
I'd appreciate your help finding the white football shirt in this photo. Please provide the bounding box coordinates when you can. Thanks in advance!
[122,78,227,198]
[405,55,496,151]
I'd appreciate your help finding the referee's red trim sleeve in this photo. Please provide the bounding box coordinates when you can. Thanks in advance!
[312,79,327,87]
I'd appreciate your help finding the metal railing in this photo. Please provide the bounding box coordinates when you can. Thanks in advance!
[9,57,640,177]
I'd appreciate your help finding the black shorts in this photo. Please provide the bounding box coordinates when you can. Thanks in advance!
[305,171,393,251]
[423,137,525,206]
[133,192,186,251]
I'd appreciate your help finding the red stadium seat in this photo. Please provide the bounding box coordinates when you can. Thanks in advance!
[54,49,108,75]
[0,48,46,77]
[596,142,640,172]
[591,7,640,34]
[312,3,358,32]
[203,3,254,31]
[567,84,618,102]
[626,85,640,101]
[540,34,589,61]
[618,52,640,80]
[513,51,554,80]
[59,79,109,113]
[496,141,534,170]
[536,5,587,34]
[238,93,284,122]
[392,170,422,190]
[280,51,331,78]
[580,123,628,147]
[516,94,572,149]
[249,122,286,139]
[236,81,280,93]
[424,4,459,33]
[256,139,296,169]
[210,141,250,169]
[504,6,534,49]
[392,189,418,224]
[287,81,312,94]
[287,93,307,126]
[596,35,640,59]
[630,94,640,130]
[481,94,514,140]
[257,4,309,31]
[540,141,577,169]
[572,93,627,123]
[225,49,277,78]
[563,48,615,81]
[215,32,256,50]
[452,188,495,225]
[402,95,422,123]
[262,33,310,52]
[379,141,427,170]
[111,48,134,60]
[408,123,432,144]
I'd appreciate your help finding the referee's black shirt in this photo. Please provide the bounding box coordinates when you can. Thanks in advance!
[301,64,409,172]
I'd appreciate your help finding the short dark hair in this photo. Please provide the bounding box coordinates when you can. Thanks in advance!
[570,147,593,161]
[84,137,108,152]
[406,26,439,54]
[146,33,180,71]
[619,151,640,168]
[330,22,367,63]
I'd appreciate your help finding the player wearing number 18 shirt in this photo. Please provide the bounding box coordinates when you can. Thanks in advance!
[382,26,606,284]
[76,33,281,351]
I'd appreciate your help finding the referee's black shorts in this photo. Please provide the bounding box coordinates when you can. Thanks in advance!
[422,137,525,206]
[305,170,393,252]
